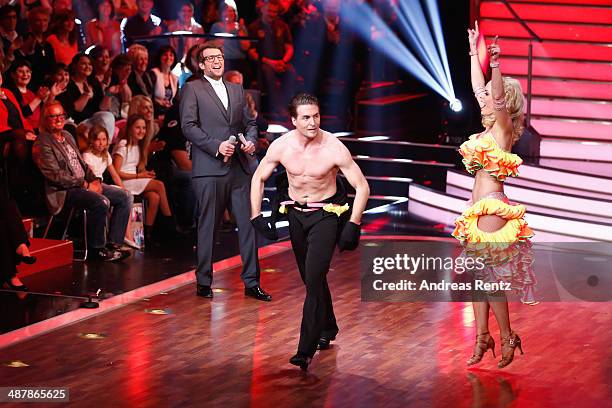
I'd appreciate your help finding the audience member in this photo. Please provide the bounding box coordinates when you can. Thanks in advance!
[210,1,251,85]
[106,53,133,119]
[126,43,152,97]
[167,1,203,62]
[112,113,173,244]
[82,124,133,252]
[5,59,49,131]
[47,9,79,65]
[120,0,162,49]
[86,0,122,57]
[148,45,178,118]
[248,0,296,117]
[33,101,126,262]
[16,7,56,91]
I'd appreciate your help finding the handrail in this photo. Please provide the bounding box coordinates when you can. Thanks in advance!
[499,0,542,43]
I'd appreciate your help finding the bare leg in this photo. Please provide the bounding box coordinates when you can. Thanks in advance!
[142,180,172,217]
[489,295,511,338]
[15,243,30,257]
[472,300,490,334]
[143,191,159,226]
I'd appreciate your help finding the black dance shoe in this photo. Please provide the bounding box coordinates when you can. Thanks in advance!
[244,285,272,301]
[289,353,311,371]
[317,336,336,350]
[196,285,213,298]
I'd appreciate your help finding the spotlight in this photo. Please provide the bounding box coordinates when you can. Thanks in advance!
[449,99,463,112]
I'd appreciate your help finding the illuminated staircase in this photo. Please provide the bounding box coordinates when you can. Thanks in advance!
[478,0,612,172]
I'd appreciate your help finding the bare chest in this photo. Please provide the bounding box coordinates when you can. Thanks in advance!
[282,146,337,179]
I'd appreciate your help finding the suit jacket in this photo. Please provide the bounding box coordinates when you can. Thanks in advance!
[33,130,97,215]
[179,77,258,177]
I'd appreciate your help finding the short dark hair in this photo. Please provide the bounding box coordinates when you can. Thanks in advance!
[0,4,18,19]
[197,41,224,63]
[153,45,178,69]
[289,93,319,118]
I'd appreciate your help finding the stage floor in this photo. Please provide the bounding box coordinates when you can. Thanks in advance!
[1,239,610,407]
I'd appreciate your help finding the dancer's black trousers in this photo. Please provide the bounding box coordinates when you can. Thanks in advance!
[287,207,340,358]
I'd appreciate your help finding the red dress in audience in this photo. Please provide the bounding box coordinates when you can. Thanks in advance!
[46,34,78,66]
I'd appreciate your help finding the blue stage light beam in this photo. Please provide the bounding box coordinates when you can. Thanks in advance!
[423,0,457,101]
[337,1,449,100]
[394,0,450,92]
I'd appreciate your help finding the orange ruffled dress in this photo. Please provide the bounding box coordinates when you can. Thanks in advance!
[452,133,534,245]
[452,133,537,303]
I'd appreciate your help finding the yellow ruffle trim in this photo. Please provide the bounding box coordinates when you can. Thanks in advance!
[278,203,349,216]
[323,203,350,216]
[459,133,522,182]
[452,198,534,245]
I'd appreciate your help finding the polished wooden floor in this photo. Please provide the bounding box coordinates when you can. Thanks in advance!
[1,242,611,407]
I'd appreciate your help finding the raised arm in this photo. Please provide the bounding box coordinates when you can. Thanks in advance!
[468,21,486,108]
[487,38,513,138]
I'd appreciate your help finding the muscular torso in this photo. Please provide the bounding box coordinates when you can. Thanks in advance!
[278,130,340,203]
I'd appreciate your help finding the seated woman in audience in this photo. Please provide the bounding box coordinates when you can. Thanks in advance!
[127,94,164,153]
[90,46,112,91]
[127,44,153,98]
[112,114,173,244]
[57,53,113,127]
[82,124,133,251]
[46,9,79,66]
[106,54,133,120]
[0,71,39,210]
[148,45,179,118]
[86,0,122,57]
[5,59,50,131]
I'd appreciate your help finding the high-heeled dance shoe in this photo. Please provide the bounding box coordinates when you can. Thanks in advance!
[498,332,523,368]
[16,254,36,265]
[3,279,29,292]
[289,353,312,371]
[467,331,496,366]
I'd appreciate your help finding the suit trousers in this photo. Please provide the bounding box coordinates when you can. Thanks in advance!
[288,207,340,358]
[193,159,260,288]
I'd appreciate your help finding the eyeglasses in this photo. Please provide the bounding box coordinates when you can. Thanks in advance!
[47,113,66,121]
[203,54,224,63]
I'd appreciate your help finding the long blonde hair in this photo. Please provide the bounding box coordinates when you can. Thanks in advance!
[128,95,158,142]
[481,77,525,144]
[87,125,111,163]
[120,114,149,172]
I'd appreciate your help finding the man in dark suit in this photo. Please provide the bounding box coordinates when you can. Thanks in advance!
[180,43,271,301]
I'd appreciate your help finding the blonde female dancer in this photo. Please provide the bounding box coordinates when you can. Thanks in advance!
[452,22,533,368]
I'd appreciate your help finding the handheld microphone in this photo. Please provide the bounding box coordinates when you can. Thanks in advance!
[238,133,254,156]
[223,135,237,163]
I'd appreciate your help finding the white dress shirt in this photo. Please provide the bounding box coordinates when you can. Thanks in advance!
[203,75,229,110]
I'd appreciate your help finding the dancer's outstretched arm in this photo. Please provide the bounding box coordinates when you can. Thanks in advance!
[469,21,486,108]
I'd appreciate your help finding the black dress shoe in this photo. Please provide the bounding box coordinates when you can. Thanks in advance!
[244,285,272,301]
[289,353,311,371]
[196,285,213,298]
[318,336,335,350]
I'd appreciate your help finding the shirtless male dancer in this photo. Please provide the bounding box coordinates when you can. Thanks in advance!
[250,93,370,370]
